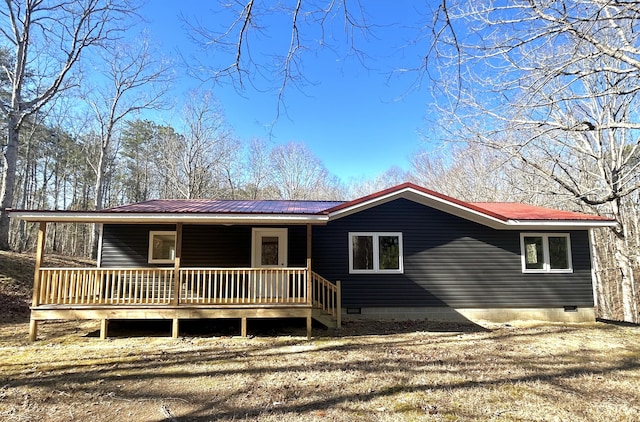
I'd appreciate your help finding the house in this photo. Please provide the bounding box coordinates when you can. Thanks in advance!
[10,183,616,340]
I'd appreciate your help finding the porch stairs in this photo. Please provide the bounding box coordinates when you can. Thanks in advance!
[310,273,341,329]
[312,308,339,328]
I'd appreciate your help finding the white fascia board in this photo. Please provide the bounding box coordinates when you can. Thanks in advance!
[9,211,329,225]
[501,220,618,230]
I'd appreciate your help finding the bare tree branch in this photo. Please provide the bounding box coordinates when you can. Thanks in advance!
[184,1,371,121]
[0,0,137,250]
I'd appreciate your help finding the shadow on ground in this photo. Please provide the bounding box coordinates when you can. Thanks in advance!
[596,317,640,327]
[85,317,490,339]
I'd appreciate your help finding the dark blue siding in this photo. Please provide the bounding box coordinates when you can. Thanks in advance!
[101,224,307,268]
[312,199,594,309]
[101,224,175,267]
[287,226,308,267]
[181,225,251,267]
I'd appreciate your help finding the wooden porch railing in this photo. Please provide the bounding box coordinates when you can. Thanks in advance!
[311,271,341,326]
[180,268,308,304]
[37,268,176,305]
[35,268,339,314]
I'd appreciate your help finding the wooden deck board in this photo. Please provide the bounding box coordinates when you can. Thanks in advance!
[31,305,313,321]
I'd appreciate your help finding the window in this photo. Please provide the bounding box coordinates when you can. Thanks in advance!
[520,233,572,273]
[148,231,176,264]
[349,232,403,273]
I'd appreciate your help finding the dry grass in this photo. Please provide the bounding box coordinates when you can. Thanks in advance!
[0,319,638,421]
[1,251,639,421]
[0,250,94,324]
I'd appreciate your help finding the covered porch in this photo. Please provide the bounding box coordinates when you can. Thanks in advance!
[13,199,343,341]
[30,263,341,340]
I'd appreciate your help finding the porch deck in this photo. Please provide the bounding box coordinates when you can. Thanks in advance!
[29,267,341,340]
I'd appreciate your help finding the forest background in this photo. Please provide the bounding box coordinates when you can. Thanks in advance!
[0,1,638,323]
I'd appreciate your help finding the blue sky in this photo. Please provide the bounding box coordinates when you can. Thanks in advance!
[139,1,438,182]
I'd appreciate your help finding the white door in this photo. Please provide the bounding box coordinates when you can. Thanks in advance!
[251,228,288,299]
[252,228,287,268]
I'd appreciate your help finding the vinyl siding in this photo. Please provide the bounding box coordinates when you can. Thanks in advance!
[101,224,174,267]
[100,224,307,268]
[181,225,251,267]
[312,198,594,309]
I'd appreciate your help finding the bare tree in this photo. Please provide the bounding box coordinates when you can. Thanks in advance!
[347,166,409,199]
[411,144,504,201]
[428,1,640,322]
[244,138,274,199]
[0,0,135,250]
[119,119,159,203]
[82,37,171,255]
[269,141,343,200]
[85,37,171,211]
[159,91,237,199]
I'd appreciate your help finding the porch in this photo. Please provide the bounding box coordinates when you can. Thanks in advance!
[30,266,341,340]
[27,220,342,341]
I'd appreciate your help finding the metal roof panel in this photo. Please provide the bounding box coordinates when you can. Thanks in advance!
[470,202,614,221]
[105,199,345,215]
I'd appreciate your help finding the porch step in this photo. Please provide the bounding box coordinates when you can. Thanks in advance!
[312,308,338,329]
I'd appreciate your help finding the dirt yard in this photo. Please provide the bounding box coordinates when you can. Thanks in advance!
[1,251,639,421]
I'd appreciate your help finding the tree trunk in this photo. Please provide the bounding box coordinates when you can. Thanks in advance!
[0,115,20,250]
[608,198,639,323]
[89,142,107,258]
[590,230,608,319]
[612,233,638,323]
[17,133,33,251]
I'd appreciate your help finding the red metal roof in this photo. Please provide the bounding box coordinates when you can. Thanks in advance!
[104,184,612,221]
[469,202,613,221]
[105,199,344,215]
[324,182,613,223]
[10,182,614,226]
[325,182,510,221]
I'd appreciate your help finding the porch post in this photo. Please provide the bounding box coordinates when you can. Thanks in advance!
[306,224,312,305]
[241,317,247,337]
[172,318,179,339]
[29,221,47,342]
[336,280,342,329]
[172,223,183,306]
[100,319,109,340]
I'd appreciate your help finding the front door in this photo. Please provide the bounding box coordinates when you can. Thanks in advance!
[251,228,288,299]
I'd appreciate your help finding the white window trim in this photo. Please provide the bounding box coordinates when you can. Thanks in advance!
[148,230,177,264]
[349,232,404,274]
[520,233,573,274]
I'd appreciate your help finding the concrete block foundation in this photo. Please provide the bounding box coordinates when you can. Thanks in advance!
[342,306,596,324]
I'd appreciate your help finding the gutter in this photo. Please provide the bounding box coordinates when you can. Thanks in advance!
[8,210,330,225]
